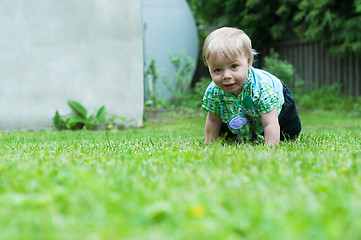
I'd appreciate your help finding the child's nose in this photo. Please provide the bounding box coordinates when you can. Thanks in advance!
[223,69,232,79]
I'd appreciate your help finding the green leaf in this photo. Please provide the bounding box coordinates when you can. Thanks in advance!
[86,114,95,126]
[67,115,87,125]
[53,110,64,129]
[95,106,106,123]
[67,100,88,118]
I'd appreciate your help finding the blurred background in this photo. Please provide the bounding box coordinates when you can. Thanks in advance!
[187,0,361,96]
[145,0,361,120]
[1,0,361,131]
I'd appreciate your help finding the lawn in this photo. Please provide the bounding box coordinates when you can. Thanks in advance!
[0,110,360,240]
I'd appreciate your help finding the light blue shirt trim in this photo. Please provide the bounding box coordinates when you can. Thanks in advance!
[250,67,284,107]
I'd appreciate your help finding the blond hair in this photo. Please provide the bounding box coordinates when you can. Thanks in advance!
[202,27,256,66]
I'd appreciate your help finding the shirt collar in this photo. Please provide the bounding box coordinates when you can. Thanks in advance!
[244,68,253,85]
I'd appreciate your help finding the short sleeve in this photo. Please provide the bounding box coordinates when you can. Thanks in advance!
[202,84,221,116]
[256,83,279,115]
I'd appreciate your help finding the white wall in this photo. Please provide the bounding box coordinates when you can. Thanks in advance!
[0,0,143,130]
[142,0,198,100]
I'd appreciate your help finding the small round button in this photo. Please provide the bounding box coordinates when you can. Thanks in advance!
[229,116,247,129]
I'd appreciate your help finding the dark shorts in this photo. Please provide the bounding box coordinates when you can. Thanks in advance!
[278,81,302,140]
[220,81,302,141]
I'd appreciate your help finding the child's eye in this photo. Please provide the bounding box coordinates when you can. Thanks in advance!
[214,68,222,73]
[231,64,238,69]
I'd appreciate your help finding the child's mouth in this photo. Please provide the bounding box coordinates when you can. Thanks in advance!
[224,83,236,90]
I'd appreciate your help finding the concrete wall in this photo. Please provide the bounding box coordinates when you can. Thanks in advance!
[0,0,143,131]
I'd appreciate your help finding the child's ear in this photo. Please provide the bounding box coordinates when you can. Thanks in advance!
[248,59,252,69]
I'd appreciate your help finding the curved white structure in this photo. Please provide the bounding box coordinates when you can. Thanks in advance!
[142,0,199,100]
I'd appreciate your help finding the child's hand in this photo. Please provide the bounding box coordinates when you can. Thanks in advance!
[205,112,222,143]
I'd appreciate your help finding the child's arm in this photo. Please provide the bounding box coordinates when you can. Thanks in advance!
[205,112,222,143]
[261,107,280,146]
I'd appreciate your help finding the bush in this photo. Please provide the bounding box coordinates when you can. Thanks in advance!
[163,52,195,106]
[297,83,361,114]
[182,77,212,108]
[262,50,361,114]
[297,83,343,110]
[263,49,305,98]
[53,100,106,130]
[53,100,133,130]
[144,59,159,108]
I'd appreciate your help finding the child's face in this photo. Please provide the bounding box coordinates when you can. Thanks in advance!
[207,53,251,97]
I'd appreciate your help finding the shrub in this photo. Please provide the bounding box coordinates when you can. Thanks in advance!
[297,83,343,110]
[53,100,133,130]
[163,52,195,106]
[297,83,361,114]
[263,49,305,98]
[144,59,159,108]
[261,50,361,113]
[53,100,106,130]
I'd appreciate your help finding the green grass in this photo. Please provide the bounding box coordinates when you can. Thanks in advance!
[0,110,360,240]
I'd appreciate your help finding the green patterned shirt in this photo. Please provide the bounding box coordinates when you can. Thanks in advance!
[202,67,284,141]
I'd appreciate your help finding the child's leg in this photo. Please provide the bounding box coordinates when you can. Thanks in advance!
[278,82,302,141]
[220,122,237,140]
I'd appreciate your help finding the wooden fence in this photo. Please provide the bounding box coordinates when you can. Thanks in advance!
[273,40,361,97]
